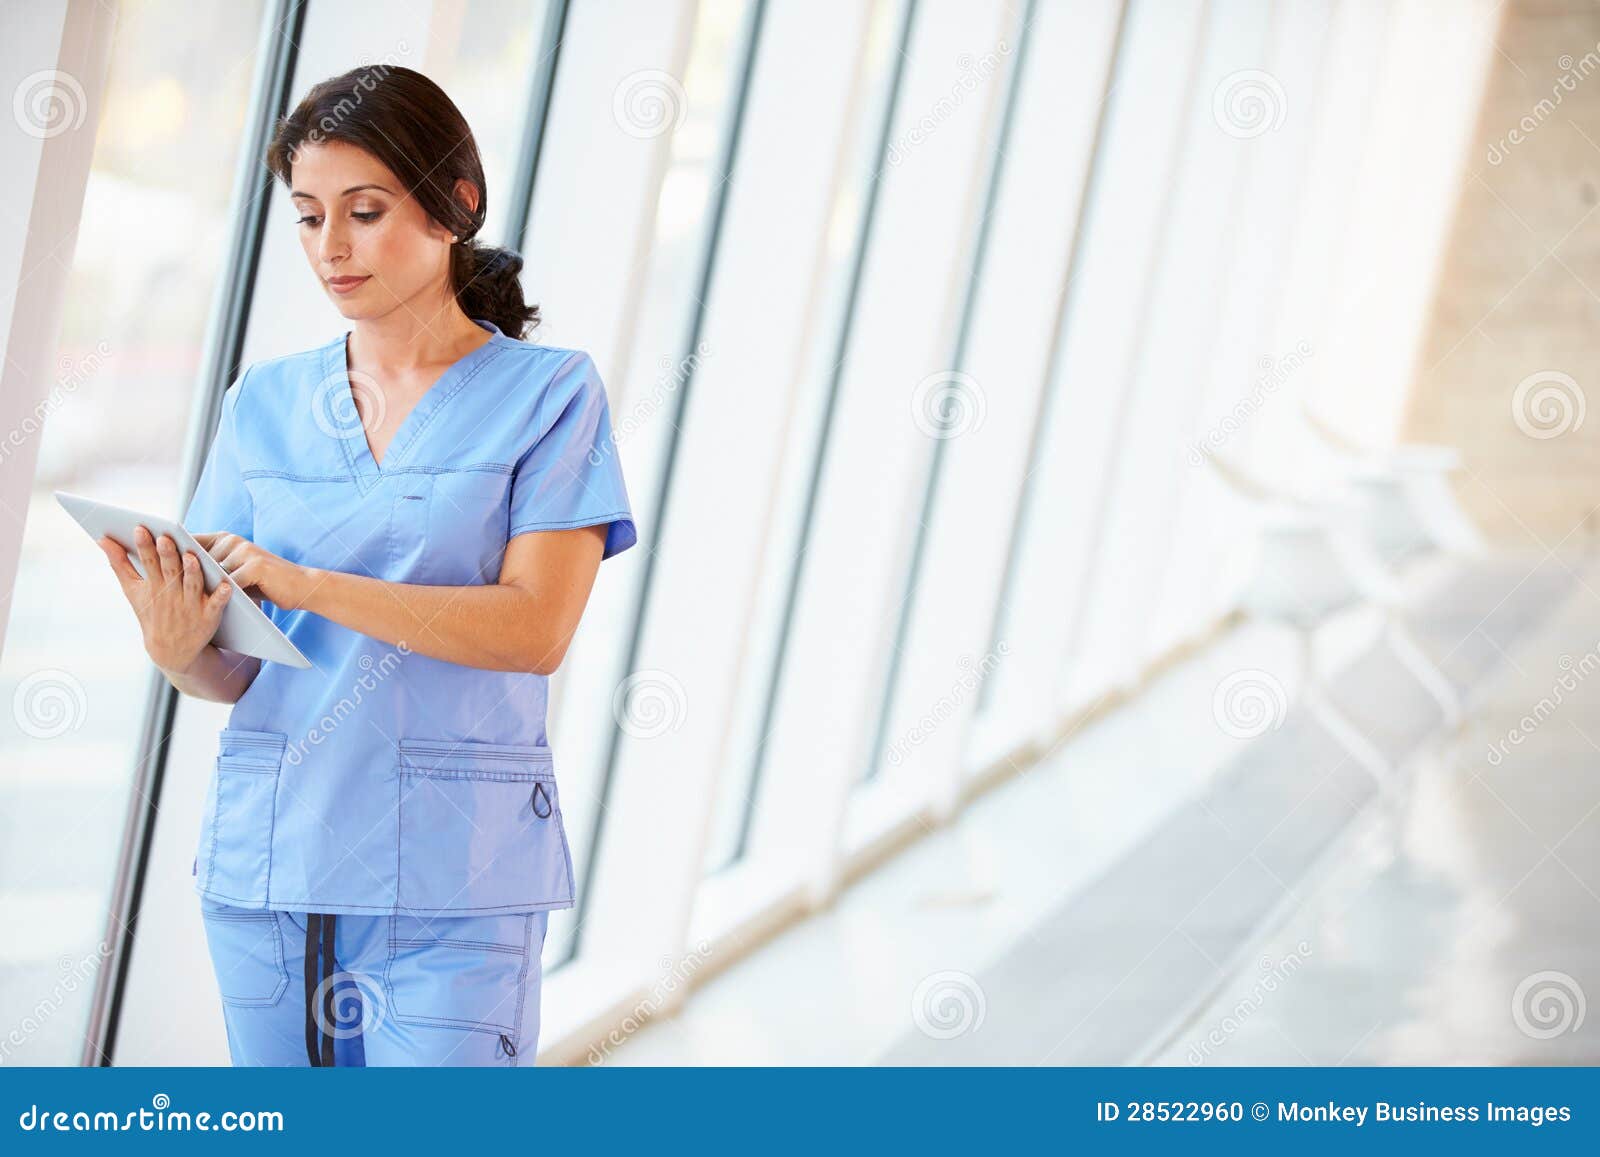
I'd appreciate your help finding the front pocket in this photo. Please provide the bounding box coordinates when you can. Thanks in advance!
[199,907,290,1007]
[383,912,533,1035]
[389,469,511,585]
[201,728,286,902]
[395,738,574,913]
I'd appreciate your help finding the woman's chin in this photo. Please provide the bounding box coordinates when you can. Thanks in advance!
[328,293,378,319]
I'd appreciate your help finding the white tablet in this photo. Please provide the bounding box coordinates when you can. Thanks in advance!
[55,489,313,670]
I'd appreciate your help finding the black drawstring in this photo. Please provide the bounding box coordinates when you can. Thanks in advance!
[531,781,552,819]
[303,915,319,1065]
[320,913,336,1066]
[304,913,338,1066]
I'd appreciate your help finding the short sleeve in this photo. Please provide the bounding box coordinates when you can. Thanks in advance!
[508,351,638,560]
[183,366,254,539]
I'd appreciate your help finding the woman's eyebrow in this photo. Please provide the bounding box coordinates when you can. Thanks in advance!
[289,182,395,199]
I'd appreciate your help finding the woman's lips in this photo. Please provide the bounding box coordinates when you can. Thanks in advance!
[328,275,370,295]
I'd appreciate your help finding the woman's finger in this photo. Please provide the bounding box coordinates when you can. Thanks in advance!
[98,535,142,587]
[202,574,233,623]
[213,535,244,574]
[229,558,257,594]
[155,533,183,585]
[133,525,160,584]
[182,549,204,604]
[193,531,225,564]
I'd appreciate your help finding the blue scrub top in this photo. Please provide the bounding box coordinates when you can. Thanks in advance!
[182,318,637,917]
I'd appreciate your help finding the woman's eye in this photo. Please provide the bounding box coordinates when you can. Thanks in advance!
[294,212,379,227]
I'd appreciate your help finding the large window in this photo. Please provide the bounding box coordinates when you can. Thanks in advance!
[0,0,269,1065]
[979,0,1208,749]
[4,0,1486,1065]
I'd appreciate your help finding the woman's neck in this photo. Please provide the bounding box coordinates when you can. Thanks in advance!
[347,300,486,374]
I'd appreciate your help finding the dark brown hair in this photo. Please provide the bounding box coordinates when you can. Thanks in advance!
[265,65,539,339]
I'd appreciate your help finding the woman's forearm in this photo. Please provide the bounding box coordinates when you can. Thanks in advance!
[297,567,562,673]
[162,643,262,703]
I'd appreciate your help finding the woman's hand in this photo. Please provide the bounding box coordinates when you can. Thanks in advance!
[191,531,319,613]
[100,525,233,675]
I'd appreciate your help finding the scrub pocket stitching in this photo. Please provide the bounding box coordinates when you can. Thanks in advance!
[508,912,534,1066]
[204,729,286,902]
[389,485,432,571]
[201,909,290,1007]
[555,794,574,899]
[381,913,530,1037]
[394,738,572,912]
[392,469,510,585]
[393,765,572,908]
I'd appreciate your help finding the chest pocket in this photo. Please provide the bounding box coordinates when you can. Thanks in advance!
[388,468,512,585]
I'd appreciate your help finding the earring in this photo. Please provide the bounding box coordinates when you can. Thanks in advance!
[450,234,459,243]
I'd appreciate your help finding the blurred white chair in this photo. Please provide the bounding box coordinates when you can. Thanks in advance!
[1301,401,1488,563]
[1202,448,1465,814]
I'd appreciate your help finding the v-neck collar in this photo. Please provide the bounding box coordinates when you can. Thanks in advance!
[324,317,510,493]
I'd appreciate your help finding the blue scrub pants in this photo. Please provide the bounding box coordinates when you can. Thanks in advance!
[199,896,550,1066]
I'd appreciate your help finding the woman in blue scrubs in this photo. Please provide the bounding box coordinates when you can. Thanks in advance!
[98,66,636,1066]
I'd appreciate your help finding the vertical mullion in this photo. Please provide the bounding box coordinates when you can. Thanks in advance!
[729,0,921,860]
[504,0,570,250]
[861,0,1037,785]
[1050,0,1216,701]
[974,0,1130,713]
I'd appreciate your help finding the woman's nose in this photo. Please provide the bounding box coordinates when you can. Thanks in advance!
[316,222,348,263]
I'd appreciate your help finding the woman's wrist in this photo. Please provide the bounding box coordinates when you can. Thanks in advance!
[294,563,332,614]
[158,643,216,697]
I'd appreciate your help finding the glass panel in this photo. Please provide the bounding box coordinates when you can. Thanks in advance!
[699,0,907,876]
[545,0,756,964]
[0,0,269,1065]
[978,0,1207,743]
[1063,0,1281,700]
